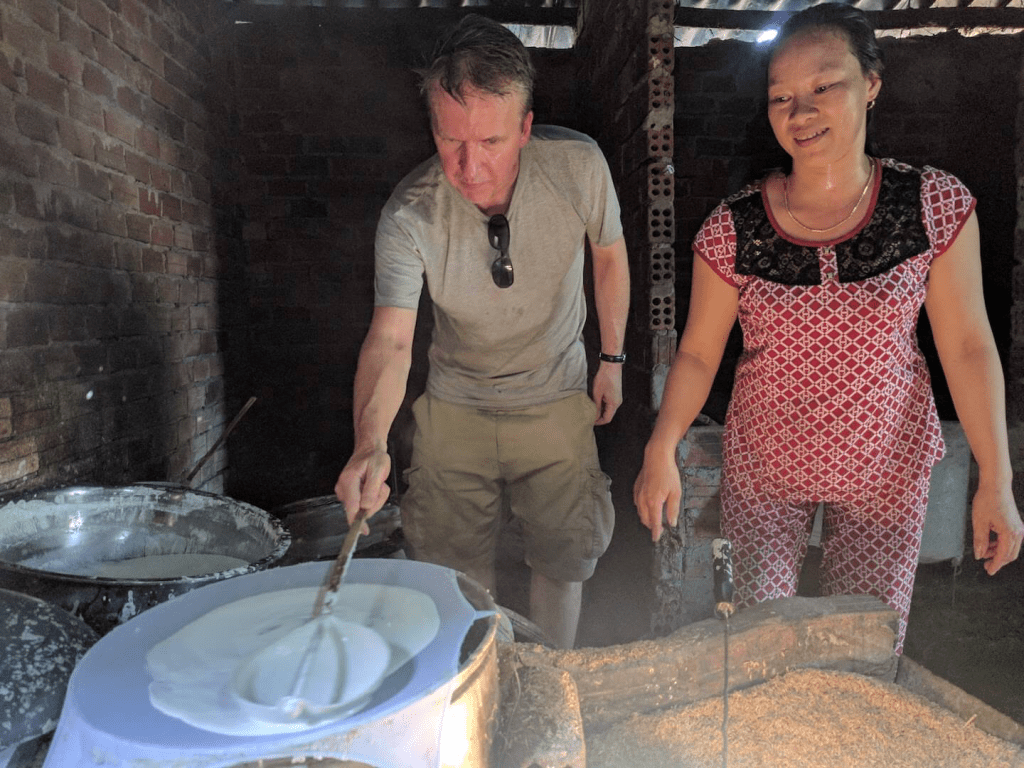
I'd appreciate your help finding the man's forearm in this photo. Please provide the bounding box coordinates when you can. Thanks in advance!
[592,237,630,356]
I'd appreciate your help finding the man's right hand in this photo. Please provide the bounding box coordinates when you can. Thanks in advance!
[335,446,393,534]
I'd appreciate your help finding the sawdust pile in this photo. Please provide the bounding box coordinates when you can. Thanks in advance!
[587,669,1024,768]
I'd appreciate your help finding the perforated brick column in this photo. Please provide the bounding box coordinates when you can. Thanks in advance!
[646,0,677,406]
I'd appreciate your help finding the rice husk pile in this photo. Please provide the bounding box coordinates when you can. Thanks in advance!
[587,669,1024,768]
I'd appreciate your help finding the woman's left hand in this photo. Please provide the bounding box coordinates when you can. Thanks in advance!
[971,481,1024,575]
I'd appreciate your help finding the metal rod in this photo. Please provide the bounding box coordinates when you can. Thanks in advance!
[184,396,258,485]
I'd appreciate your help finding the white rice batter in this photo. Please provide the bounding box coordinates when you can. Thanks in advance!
[95,554,249,579]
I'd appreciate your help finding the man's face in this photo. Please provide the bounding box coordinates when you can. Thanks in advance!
[430,85,533,216]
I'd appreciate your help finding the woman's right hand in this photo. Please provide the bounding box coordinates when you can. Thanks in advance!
[634,442,683,542]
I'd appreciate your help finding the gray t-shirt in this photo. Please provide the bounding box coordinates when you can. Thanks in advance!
[374,125,624,409]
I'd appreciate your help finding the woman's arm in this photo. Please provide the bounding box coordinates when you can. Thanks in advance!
[924,211,1023,575]
[634,256,739,541]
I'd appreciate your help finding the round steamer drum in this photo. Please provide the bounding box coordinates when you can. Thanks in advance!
[0,588,99,753]
[42,559,500,768]
[272,496,403,565]
[0,484,290,636]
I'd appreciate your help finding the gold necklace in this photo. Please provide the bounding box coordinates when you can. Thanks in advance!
[784,160,875,234]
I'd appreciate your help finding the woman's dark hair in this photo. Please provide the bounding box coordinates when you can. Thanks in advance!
[766,3,884,161]
[416,14,536,118]
[771,2,884,79]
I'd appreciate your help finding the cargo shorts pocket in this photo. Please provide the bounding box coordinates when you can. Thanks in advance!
[584,466,615,561]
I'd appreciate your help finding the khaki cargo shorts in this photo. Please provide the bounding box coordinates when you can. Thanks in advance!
[400,391,615,583]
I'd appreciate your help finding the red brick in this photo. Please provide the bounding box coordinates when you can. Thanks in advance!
[103,109,136,145]
[24,261,69,303]
[75,160,109,200]
[150,19,174,57]
[0,50,18,93]
[173,226,193,250]
[125,149,150,182]
[94,138,125,172]
[4,16,44,59]
[137,248,162,274]
[22,0,60,34]
[160,193,181,221]
[0,448,40,485]
[1,131,38,178]
[47,42,84,84]
[180,199,200,226]
[114,240,143,271]
[136,125,159,157]
[121,0,148,32]
[49,188,95,230]
[6,306,51,347]
[37,149,75,187]
[56,117,93,160]
[68,87,104,130]
[183,122,205,153]
[163,57,190,97]
[96,207,126,237]
[192,229,209,253]
[95,36,127,80]
[191,175,211,205]
[138,37,163,74]
[15,103,57,145]
[111,15,141,61]
[78,0,112,37]
[138,188,159,215]
[158,138,181,169]
[26,65,67,113]
[82,61,113,99]
[0,257,29,302]
[58,11,94,57]
[151,222,173,247]
[125,212,150,242]
[12,409,46,435]
[116,85,143,118]
[167,251,188,276]
[151,165,171,192]
[168,168,185,196]
[150,75,178,111]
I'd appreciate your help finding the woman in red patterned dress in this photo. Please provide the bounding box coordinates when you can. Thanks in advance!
[634,3,1023,653]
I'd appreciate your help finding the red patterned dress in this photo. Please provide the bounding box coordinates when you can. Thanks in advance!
[694,158,975,653]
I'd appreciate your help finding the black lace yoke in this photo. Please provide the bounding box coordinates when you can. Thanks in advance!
[731,163,931,286]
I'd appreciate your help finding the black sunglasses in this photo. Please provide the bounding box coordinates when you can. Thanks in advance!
[488,214,513,289]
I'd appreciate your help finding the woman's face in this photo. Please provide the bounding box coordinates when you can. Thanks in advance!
[767,30,881,168]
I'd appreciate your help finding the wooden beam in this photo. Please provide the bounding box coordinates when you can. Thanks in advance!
[224,3,579,27]
[674,6,1024,31]
[512,594,899,733]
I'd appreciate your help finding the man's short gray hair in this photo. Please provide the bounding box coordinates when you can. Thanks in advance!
[417,14,536,118]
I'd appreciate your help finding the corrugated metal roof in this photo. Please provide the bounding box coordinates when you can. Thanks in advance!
[223,0,1024,46]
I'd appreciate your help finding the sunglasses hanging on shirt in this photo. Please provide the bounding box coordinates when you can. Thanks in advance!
[488,214,513,289]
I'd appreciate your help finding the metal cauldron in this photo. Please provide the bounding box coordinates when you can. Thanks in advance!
[0,484,290,636]
[272,496,403,566]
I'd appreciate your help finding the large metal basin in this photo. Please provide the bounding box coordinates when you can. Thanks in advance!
[0,484,290,635]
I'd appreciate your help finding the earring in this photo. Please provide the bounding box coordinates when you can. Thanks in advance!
[867,100,876,111]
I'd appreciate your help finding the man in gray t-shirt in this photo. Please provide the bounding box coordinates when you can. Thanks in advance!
[335,15,629,649]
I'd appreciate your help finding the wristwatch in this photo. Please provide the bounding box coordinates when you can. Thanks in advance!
[598,352,626,363]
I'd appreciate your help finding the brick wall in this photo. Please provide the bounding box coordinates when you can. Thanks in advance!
[0,0,224,494]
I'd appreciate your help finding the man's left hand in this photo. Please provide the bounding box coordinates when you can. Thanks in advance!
[592,363,623,425]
